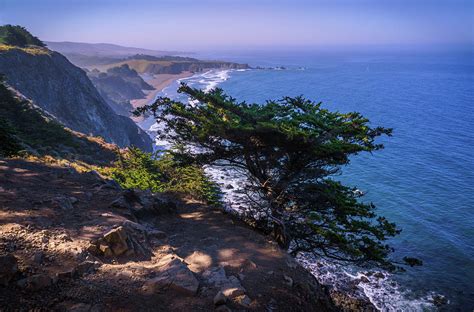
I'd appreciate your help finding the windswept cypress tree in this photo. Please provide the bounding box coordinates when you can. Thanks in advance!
[135,84,421,270]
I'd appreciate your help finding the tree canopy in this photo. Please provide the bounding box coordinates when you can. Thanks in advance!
[135,84,420,270]
[0,25,45,47]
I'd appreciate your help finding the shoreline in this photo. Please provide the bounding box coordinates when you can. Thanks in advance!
[130,71,193,123]
[139,68,440,311]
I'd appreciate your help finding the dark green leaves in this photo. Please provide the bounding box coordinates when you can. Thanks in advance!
[136,83,417,269]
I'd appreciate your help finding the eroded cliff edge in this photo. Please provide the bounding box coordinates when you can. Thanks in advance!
[0,48,152,151]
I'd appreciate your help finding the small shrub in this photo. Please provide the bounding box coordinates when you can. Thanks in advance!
[0,116,22,156]
[104,148,221,205]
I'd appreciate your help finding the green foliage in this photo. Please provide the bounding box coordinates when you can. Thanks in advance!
[0,25,45,47]
[0,116,22,156]
[135,83,419,270]
[0,77,77,151]
[0,77,117,166]
[107,148,221,205]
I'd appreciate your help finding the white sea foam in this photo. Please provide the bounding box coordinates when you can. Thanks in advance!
[143,68,436,311]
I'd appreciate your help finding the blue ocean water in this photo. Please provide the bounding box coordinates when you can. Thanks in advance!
[158,49,474,310]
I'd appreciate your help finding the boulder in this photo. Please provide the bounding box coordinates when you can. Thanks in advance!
[27,273,53,291]
[109,196,130,210]
[236,295,252,308]
[75,261,97,276]
[142,258,199,296]
[52,196,74,210]
[103,226,129,255]
[432,295,448,307]
[373,272,385,279]
[56,268,76,280]
[87,224,153,259]
[0,254,18,286]
[222,287,245,299]
[214,291,227,306]
[109,189,176,218]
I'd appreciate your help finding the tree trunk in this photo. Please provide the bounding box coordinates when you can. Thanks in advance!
[271,216,291,249]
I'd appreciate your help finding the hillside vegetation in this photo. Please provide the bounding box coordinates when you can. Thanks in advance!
[0,77,117,166]
[87,64,154,116]
[93,55,249,74]
[0,25,45,47]
[0,27,153,151]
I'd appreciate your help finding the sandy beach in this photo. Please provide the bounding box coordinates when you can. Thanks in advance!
[130,71,193,110]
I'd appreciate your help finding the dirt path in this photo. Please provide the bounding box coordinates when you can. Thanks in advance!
[0,158,335,311]
[155,203,334,311]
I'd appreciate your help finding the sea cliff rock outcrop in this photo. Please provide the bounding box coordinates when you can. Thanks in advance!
[0,48,152,151]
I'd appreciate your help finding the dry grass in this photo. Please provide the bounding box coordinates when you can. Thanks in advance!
[0,44,51,55]
[93,59,174,73]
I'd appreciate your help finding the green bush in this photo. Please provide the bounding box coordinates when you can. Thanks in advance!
[0,116,22,156]
[0,25,45,47]
[106,148,221,205]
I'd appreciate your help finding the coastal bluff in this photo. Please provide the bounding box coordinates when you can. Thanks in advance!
[0,46,152,151]
[0,158,338,311]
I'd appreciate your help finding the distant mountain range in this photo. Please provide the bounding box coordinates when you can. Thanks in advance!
[45,41,187,67]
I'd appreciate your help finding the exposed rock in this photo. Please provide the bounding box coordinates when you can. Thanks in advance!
[432,295,448,307]
[109,189,177,219]
[52,196,74,210]
[329,288,376,312]
[215,305,232,312]
[109,196,130,210]
[185,251,213,273]
[0,254,18,285]
[56,268,76,280]
[359,276,370,283]
[213,291,227,306]
[0,47,153,151]
[102,179,122,190]
[203,266,229,288]
[373,272,385,279]
[103,226,129,255]
[31,251,44,264]
[222,287,245,299]
[142,258,199,296]
[236,294,252,308]
[26,273,53,291]
[75,261,97,276]
[88,225,151,259]
[283,274,293,287]
[122,220,167,239]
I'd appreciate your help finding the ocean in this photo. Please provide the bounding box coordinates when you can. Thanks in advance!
[144,49,474,311]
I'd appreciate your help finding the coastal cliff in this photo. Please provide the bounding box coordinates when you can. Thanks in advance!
[87,65,154,116]
[0,47,152,151]
[97,55,250,75]
[0,78,337,311]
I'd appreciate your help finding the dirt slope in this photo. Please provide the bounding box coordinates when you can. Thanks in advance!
[0,158,336,311]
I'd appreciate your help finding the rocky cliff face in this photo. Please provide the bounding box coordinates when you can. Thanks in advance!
[87,65,153,116]
[142,61,249,75]
[0,48,152,151]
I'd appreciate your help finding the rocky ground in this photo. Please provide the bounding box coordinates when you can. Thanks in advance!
[0,158,336,311]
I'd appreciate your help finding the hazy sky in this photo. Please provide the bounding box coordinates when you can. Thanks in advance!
[1,0,473,51]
